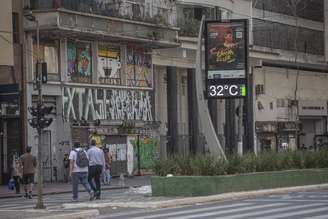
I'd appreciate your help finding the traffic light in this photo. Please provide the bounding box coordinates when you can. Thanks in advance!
[36,62,47,83]
[27,104,53,129]
[41,62,47,83]
[39,105,53,128]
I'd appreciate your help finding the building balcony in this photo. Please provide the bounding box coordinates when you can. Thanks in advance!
[26,0,179,48]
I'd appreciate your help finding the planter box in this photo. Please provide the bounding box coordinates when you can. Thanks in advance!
[151,169,328,196]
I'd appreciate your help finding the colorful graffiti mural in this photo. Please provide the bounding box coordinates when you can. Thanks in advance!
[67,41,92,83]
[130,136,159,169]
[126,47,153,88]
[98,44,121,85]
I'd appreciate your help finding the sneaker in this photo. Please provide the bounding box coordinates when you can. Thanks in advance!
[89,191,95,201]
[95,196,100,200]
[72,198,78,202]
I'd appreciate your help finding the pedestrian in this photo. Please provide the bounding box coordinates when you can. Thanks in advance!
[69,142,94,202]
[11,155,22,194]
[63,153,70,183]
[20,146,36,199]
[103,147,112,185]
[87,139,105,200]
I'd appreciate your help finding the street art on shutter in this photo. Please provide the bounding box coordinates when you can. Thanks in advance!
[62,87,153,122]
[130,136,159,169]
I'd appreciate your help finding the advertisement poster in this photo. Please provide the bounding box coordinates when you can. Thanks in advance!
[97,44,121,85]
[206,21,246,79]
[126,47,153,88]
[67,41,92,83]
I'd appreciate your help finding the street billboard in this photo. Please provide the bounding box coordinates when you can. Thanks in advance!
[205,19,248,98]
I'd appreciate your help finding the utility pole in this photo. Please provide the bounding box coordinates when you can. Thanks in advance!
[25,11,52,209]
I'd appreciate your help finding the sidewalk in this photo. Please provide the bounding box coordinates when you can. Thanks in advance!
[0,175,151,199]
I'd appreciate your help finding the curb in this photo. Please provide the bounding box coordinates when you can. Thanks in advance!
[0,185,134,199]
[34,209,99,219]
[63,183,328,209]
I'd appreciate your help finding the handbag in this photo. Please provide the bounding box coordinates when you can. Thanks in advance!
[8,178,15,190]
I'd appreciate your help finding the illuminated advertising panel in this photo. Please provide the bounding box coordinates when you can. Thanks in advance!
[205,20,248,98]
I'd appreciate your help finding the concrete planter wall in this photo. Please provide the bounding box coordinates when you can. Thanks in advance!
[151,169,328,196]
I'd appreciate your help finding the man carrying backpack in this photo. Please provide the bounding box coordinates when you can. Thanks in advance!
[87,139,106,200]
[69,142,94,201]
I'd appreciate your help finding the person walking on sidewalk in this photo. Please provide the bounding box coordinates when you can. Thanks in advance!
[87,139,105,200]
[69,142,94,202]
[20,146,36,199]
[11,155,22,194]
[103,147,112,185]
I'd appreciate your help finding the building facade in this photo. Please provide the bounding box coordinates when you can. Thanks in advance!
[23,0,179,181]
[0,0,24,184]
[156,0,328,154]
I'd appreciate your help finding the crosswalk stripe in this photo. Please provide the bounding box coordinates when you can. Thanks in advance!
[101,203,253,219]
[133,203,285,219]
[250,199,328,203]
[252,206,328,219]
[212,203,325,219]
[172,203,322,219]
[302,214,328,219]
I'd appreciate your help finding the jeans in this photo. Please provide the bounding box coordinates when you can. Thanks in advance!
[88,165,103,197]
[13,176,20,193]
[72,172,91,200]
[103,168,111,185]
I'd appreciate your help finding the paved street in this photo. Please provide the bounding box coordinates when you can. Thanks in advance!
[95,189,328,219]
[1,186,328,218]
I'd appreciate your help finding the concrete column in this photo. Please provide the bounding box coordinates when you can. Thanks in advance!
[167,66,178,155]
[325,0,328,63]
[225,99,236,154]
[208,99,218,134]
[187,68,199,154]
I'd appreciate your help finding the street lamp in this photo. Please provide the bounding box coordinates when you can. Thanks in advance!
[24,10,45,210]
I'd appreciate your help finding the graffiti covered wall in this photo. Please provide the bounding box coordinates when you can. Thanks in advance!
[130,136,159,169]
[62,87,153,122]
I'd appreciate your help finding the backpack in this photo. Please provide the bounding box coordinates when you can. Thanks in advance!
[74,149,89,168]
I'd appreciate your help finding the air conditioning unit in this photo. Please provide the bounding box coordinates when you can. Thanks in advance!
[255,84,264,95]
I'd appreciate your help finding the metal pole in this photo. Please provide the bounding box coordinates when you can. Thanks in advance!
[35,20,45,209]
[237,99,243,155]
[137,135,141,176]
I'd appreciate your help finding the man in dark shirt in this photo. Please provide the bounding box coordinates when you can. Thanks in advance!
[20,146,37,199]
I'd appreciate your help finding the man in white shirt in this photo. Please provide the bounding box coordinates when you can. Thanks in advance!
[69,142,94,201]
[87,139,105,200]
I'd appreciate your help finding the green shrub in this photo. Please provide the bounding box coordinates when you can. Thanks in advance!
[152,150,328,176]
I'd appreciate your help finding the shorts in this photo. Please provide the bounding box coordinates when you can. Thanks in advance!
[22,174,34,184]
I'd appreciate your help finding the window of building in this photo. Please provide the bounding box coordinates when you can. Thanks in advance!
[12,13,19,44]
[67,41,92,83]
[33,39,60,80]
[253,0,324,22]
[253,19,324,55]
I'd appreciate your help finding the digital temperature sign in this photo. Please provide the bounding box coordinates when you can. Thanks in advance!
[206,79,246,98]
[205,19,248,99]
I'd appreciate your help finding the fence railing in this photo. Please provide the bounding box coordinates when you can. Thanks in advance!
[30,0,177,27]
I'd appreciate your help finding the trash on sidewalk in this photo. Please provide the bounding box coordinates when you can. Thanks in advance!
[127,185,152,194]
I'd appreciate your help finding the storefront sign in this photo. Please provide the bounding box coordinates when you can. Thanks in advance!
[63,87,153,122]
[298,100,327,116]
[205,20,248,98]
